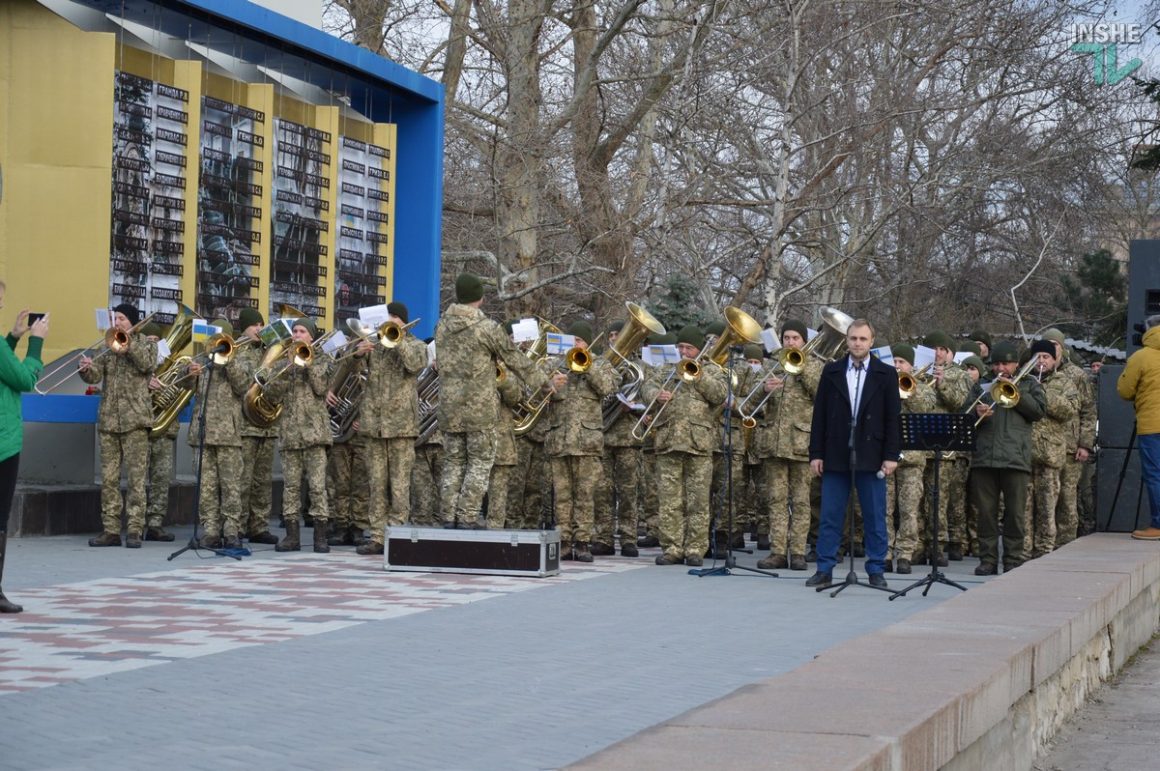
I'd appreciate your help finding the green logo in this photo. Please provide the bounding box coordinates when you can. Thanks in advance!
[1072,42,1142,85]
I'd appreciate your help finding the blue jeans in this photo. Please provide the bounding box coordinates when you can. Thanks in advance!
[816,470,889,575]
[1138,433,1160,528]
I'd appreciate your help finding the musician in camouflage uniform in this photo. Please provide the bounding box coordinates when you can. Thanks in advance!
[740,345,768,549]
[412,341,443,526]
[886,344,935,574]
[636,331,674,548]
[234,308,280,544]
[594,321,644,556]
[326,354,370,546]
[915,331,971,566]
[486,363,523,529]
[753,321,822,571]
[141,321,176,541]
[641,325,727,566]
[81,304,157,548]
[436,273,550,529]
[544,322,617,561]
[268,318,334,553]
[710,338,759,554]
[1041,329,1095,547]
[186,320,251,547]
[351,302,427,554]
[955,355,988,556]
[1027,339,1080,558]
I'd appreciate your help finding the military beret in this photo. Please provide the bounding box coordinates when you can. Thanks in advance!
[990,341,1019,363]
[924,331,955,351]
[1041,328,1066,346]
[1030,339,1056,358]
[970,329,992,348]
[677,325,705,349]
[891,343,915,366]
[455,273,484,304]
[112,303,141,326]
[958,340,982,357]
[568,320,594,345]
[293,317,318,338]
[140,322,164,339]
[237,308,264,330]
[743,343,764,360]
[387,301,409,324]
[781,319,809,341]
[962,355,986,373]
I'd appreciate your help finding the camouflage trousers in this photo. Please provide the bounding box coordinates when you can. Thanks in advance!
[918,462,950,549]
[551,455,600,544]
[487,462,514,529]
[944,457,971,548]
[411,443,443,526]
[240,435,276,536]
[888,463,926,560]
[282,445,330,527]
[594,446,640,547]
[763,457,812,556]
[367,437,415,544]
[744,462,765,537]
[508,437,547,530]
[146,435,175,528]
[1027,464,1062,559]
[1078,459,1096,536]
[196,444,243,539]
[98,429,149,536]
[1055,456,1083,548]
[328,440,370,534]
[656,451,713,560]
[711,449,747,540]
[641,450,659,538]
[440,429,496,525]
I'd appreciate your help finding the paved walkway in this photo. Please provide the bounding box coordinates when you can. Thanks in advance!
[0,529,987,770]
[1036,634,1160,770]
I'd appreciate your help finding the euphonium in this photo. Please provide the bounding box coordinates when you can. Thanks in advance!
[414,365,441,446]
[601,302,666,431]
[328,354,368,443]
[150,306,196,436]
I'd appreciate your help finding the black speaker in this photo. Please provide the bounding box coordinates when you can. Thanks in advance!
[1127,240,1160,353]
[1096,447,1149,532]
[1096,364,1135,449]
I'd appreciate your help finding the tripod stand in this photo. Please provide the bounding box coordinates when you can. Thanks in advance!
[888,412,973,600]
[169,355,242,562]
[692,347,777,579]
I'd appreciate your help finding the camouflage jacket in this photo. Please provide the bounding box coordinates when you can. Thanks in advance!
[80,334,157,433]
[931,364,971,413]
[235,342,279,438]
[435,303,550,433]
[602,359,647,449]
[187,356,251,448]
[714,358,760,457]
[898,378,937,467]
[1058,360,1096,452]
[544,354,618,457]
[640,359,728,456]
[272,353,335,450]
[1031,370,1080,469]
[358,335,427,439]
[495,368,522,465]
[754,357,823,462]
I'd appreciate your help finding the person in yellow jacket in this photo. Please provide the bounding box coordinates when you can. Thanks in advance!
[1119,318,1160,540]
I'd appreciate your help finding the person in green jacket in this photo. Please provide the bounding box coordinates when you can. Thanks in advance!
[0,284,50,614]
[1119,318,1160,540]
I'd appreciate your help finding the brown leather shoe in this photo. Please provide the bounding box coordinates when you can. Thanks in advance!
[1131,527,1160,540]
[88,531,121,547]
[757,553,788,570]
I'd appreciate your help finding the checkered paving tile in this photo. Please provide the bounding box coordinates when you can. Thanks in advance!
[0,554,644,694]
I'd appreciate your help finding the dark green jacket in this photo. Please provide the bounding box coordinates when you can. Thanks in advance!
[0,334,44,463]
[971,377,1046,473]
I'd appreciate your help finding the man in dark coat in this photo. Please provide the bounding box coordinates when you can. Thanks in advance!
[807,319,901,589]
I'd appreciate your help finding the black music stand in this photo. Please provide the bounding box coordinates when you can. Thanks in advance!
[888,412,974,600]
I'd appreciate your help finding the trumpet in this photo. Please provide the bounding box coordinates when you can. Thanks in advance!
[36,312,158,394]
[967,356,1041,426]
[898,370,918,400]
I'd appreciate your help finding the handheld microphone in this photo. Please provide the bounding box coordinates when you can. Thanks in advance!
[876,469,886,480]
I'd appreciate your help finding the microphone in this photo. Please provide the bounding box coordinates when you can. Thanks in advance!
[876,469,886,480]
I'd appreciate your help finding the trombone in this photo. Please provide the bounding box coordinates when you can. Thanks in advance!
[510,333,602,431]
[254,341,314,386]
[333,317,420,360]
[967,356,1042,426]
[36,312,158,394]
[737,346,807,428]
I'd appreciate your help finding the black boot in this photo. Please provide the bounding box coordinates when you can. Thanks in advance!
[0,531,23,614]
[313,519,331,553]
[276,519,301,552]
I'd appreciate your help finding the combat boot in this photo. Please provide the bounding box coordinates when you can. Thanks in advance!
[636,534,660,548]
[946,542,963,561]
[756,534,771,551]
[757,553,788,570]
[125,532,143,549]
[789,554,808,571]
[88,531,122,547]
[0,532,23,614]
[560,542,573,560]
[276,520,301,552]
[620,543,639,557]
[356,541,384,555]
[589,542,614,556]
[144,526,175,542]
[573,542,594,563]
[248,530,279,545]
[313,520,331,553]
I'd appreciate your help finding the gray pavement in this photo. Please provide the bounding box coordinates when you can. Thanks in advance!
[0,528,989,770]
[1037,634,1160,771]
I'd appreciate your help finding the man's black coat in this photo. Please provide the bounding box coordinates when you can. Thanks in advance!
[808,354,902,473]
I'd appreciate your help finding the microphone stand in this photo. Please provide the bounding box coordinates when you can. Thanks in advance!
[169,353,240,561]
[692,346,778,580]
[825,360,890,596]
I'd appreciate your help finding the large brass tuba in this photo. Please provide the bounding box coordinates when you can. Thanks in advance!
[631,307,762,441]
[601,302,666,430]
[414,364,440,446]
[150,305,197,436]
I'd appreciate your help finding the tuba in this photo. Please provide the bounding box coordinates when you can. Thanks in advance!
[328,354,368,443]
[150,306,196,436]
[510,320,561,437]
[414,364,440,446]
[601,302,666,430]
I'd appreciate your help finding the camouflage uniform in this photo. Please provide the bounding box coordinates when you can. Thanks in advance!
[1054,360,1095,547]
[507,356,552,530]
[435,303,549,526]
[545,355,617,547]
[411,432,443,526]
[919,365,971,556]
[187,355,251,540]
[710,361,759,544]
[235,342,279,537]
[328,434,370,535]
[641,360,728,561]
[80,334,157,537]
[888,381,935,561]
[358,335,427,544]
[270,352,335,531]
[1028,369,1079,558]
[146,420,178,530]
[755,357,823,560]
[595,388,643,552]
[741,420,763,540]
[486,371,523,529]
